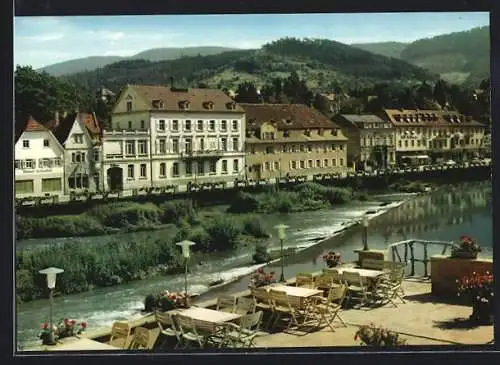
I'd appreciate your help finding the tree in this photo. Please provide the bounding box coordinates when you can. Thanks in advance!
[312,93,331,116]
[433,79,450,108]
[234,82,262,104]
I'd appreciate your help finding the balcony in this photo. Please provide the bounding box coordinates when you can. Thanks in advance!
[103,129,150,136]
[180,150,224,160]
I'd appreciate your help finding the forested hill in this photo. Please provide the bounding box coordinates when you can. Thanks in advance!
[63,37,437,95]
[399,26,490,86]
[38,46,240,77]
[349,42,408,59]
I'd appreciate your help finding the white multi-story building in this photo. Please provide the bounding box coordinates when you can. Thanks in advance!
[15,117,65,198]
[102,84,246,191]
[46,112,103,193]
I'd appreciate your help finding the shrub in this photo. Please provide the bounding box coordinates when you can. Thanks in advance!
[241,216,269,238]
[203,215,242,250]
[354,324,406,347]
[160,200,197,224]
[16,215,105,239]
[252,243,271,264]
[104,203,162,228]
[227,192,260,213]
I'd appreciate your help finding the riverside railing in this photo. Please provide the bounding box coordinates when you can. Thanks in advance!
[387,239,458,277]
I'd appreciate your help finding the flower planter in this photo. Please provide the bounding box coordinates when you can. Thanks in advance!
[40,332,57,346]
[470,299,494,325]
[326,261,340,268]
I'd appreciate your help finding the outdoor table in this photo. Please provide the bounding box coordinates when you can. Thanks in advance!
[175,306,242,323]
[51,338,120,351]
[174,306,243,347]
[338,268,386,290]
[265,284,323,324]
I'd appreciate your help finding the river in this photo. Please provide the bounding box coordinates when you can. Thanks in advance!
[16,181,491,349]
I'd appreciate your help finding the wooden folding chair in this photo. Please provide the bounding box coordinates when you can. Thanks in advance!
[322,268,343,288]
[311,284,348,332]
[216,294,237,313]
[128,327,151,350]
[269,289,300,330]
[314,274,334,290]
[250,287,274,328]
[342,271,369,306]
[296,275,315,289]
[108,321,131,349]
[174,314,204,348]
[223,311,264,347]
[155,310,182,349]
[235,297,256,315]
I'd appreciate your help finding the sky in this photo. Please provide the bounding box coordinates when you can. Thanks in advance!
[14,12,489,69]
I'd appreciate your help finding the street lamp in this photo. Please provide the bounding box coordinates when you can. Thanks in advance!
[274,224,289,282]
[39,267,64,345]
[176,240,196,300]
[362,216,369,251]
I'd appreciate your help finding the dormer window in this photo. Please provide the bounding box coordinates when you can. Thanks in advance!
[304,129,311,136]
[283,131,290,138]
[179,100,190,109]
[203,101,215,110]
[332,129,338,136]
[152,99,164,109]
[226,102,236,110]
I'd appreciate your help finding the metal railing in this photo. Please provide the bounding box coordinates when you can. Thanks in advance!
[387,239,458,277]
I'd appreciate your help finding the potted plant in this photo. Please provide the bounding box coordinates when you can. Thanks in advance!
[457,271,494,324]
[354,323,406,347]
[322,251,342,268]
[39,323,58,345]
[56,318,87,339]
[250,268,276,288]
[451,235,481,259]
[144,290,192,312]
[39,319,87,345]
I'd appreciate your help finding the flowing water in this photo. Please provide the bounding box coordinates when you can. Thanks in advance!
[16,181,492,349]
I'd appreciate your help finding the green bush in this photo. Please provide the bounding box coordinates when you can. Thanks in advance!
[241,216,269,238]
[16,215,105,239]
[160,200,197,224]
[104,203,162,228]
[227,192,260,213]
[203,215,242,251]
[15,234,185,302]
[252,243,271,264]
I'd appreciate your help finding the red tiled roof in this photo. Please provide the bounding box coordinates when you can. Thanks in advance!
[46,112,101,144]
[240,103,340,130]
[24,117,48,132]
[127,85,244,113]
[381,109,483,127]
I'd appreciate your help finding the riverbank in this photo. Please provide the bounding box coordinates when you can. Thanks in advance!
[17,181,429,241]
[16,181,491,349]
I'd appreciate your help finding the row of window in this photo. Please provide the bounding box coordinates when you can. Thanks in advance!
[123,137,241,155]
[361,137,393,146]
[289,158,344,170]
[398,138,482,149]
[15,158,62,169]
[250,143,345,154]
[126,159,240,179]
[118,119,240,133]
[396,128,483,136]
[71,150,100,163]
[21,139,51,149]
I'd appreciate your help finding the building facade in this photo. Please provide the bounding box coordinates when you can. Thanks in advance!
[47,112,103,193]
[333,114,395,171]
[380,109,486,164]
[103,85,246,191]
[15,118,65,198]
[241,103,349,180]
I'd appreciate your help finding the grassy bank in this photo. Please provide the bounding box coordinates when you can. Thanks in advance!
[16,206,271,302]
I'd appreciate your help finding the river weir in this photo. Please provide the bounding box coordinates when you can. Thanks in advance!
[15,182,491,349]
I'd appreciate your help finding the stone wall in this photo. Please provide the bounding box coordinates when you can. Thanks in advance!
[430,255,493,298]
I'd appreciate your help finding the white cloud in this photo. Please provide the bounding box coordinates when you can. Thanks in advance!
[18,33,65,42]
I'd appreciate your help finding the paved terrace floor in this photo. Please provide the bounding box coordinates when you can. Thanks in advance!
[253,279,494,348]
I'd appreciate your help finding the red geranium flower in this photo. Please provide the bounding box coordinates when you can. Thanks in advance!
[171,295,177,300]
[41,322,49,329]
[81,322,87,329]
[257,267,265,274]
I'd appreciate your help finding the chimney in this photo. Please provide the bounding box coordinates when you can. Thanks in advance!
[170,77,174,89]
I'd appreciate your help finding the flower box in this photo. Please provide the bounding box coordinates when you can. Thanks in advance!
[451,235,481,259]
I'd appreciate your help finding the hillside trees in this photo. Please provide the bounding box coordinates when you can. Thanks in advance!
[14,65,94,136]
